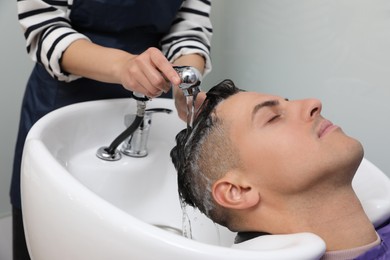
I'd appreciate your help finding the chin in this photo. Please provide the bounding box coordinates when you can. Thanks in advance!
[343,137,364,174]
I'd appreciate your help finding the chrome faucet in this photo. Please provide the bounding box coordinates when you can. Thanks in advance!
[96,66,201,161]
[121,108,172,157]
[96,92,147,161]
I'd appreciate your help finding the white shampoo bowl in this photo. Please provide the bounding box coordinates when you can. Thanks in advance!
[21,98,390,260]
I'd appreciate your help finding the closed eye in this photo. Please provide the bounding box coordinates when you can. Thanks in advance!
[268,114,281,123]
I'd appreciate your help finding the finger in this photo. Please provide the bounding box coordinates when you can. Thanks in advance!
[135,75,163,98]
[195,92,207,107]
[135,54,172,94]
[138,68,169,97]
[124,65,161,97]
[145,68,171,94]
[121,65,156,97]
[148,48,181,87]
[128,59,166,97]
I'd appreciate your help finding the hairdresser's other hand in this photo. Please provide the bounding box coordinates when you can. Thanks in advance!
[173,87,207,121]
[119,47,181,97]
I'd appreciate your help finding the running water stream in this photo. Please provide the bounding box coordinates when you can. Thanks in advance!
[180,91,200,238]
[180,200,193,239]
[185,92,199,130]
[181,86,221,243]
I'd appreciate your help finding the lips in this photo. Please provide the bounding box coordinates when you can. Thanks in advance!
[318,119,338,138]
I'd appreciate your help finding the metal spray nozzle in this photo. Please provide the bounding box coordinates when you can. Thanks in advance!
[173,66,202,96]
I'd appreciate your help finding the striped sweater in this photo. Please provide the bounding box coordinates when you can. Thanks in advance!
[17,0,213,82]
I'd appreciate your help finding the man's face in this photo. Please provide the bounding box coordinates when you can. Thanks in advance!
[216,91,364,195]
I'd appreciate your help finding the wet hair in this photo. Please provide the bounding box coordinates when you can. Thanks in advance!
[170,79,243,226]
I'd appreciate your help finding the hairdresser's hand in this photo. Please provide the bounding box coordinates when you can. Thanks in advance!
[61,41,180,97]
[173,86,207,121]
[119,47,181,98]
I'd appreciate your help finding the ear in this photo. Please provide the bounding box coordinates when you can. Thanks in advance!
[212,173,260,210]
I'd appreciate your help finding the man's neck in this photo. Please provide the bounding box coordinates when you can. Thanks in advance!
[301,202,377,251]
[258,186,378,251]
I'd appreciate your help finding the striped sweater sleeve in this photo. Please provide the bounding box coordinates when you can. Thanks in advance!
[161,0,213,76]
[17,0,90,82]
[17,0,212,82]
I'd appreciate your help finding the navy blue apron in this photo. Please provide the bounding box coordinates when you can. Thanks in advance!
[11,0,184,209]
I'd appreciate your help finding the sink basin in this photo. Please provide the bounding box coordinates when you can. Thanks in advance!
[21,98,390,260]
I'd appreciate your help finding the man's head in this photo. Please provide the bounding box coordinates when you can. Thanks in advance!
[171,80,364,232]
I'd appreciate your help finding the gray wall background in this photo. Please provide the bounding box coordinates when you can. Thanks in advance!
[1,0,389,217]
[0,1,33,217]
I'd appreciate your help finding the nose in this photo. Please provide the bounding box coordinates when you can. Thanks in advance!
[301,98,322,121]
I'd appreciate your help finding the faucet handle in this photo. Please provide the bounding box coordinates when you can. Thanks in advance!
[145,108,173,115]
[124,108,172,127]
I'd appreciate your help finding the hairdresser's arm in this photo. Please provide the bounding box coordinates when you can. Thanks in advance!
[18,0,179,97]
[161,0,212,120]
[61,40,181,97]
[62,40,205,119]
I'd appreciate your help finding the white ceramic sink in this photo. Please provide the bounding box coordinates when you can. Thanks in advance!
[21,98,390,260]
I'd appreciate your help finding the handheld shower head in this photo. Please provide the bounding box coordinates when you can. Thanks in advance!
[173,66,202,128]
[173,66,202,96]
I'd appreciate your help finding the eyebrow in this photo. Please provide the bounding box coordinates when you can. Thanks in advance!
[251,99,280,122]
